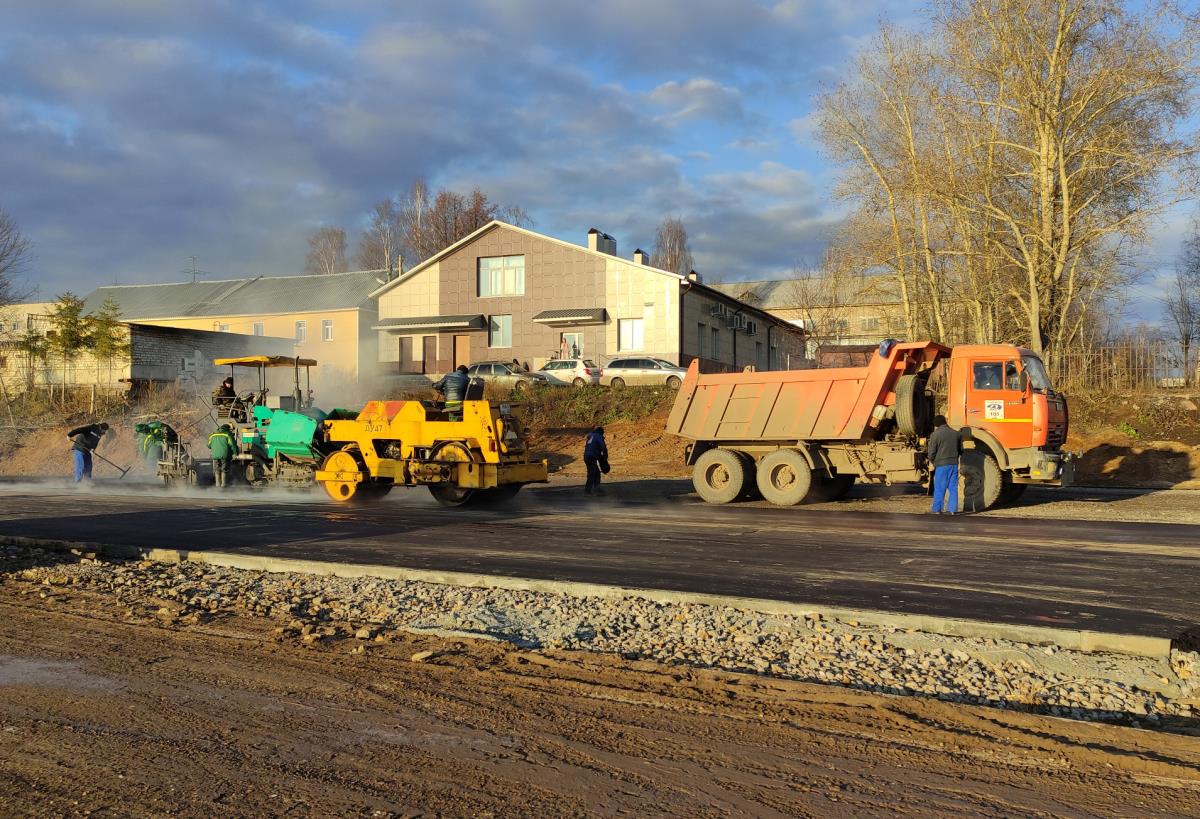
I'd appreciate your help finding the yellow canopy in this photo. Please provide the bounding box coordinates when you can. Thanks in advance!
[213,355,318,368]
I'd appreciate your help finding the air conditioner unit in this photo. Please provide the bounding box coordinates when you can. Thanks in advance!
[727,313,746,330]
[709,305,727,318]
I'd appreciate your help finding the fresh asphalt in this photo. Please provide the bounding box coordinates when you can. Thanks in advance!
[0,478,1197,643]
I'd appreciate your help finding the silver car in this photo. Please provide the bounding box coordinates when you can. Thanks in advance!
[537,358,602,387]
[466,361,549,392]
[601,357,687,388]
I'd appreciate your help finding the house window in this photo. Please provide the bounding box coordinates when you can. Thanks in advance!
[217,323,230,333]
[295,321,307,342]
[861,316,880,332]
[756,341,765,369]
[489,315,512,348]
[711,327,720,359]
[697,323,706,358]
[478,255,525,297]
[322,319,334,341]
[618,318,644,351]
[253,322,264,336]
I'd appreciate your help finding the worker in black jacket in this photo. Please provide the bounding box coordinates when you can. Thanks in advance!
[926,415,962,514]
[67,422,109,482]
[433,365,470,420]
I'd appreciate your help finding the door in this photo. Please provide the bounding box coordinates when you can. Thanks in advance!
[422,336,437,375]
[454,334,472,369]
[562,332,583,359]
[633,358,657,385]
[966,358,1033,450]
[399,337,415,373]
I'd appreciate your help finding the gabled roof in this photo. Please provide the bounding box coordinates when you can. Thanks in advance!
[83,269,385,320]
[370,220,685,298]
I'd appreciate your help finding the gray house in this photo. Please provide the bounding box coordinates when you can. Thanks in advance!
[371,221,808,375]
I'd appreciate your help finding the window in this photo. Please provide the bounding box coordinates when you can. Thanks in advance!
[295,320,306,342]
[217,323,230,333]
[322,319,334,341]
[973,361,1005,390]
[252,322,264,336]
[711,327,720,359]
[697,323,706,358]
[861,316,880,332]
[478,255,525,297]
[489,314,512,348]
[756,341,765,369]
[618,318,644,351]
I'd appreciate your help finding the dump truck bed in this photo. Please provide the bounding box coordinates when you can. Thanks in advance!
[666,341,948,443]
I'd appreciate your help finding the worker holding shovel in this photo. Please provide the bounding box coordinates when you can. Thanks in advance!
[66,421,110,482]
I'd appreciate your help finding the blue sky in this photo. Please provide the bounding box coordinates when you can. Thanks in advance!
[0,0,924,296]
[0,0,1184,324]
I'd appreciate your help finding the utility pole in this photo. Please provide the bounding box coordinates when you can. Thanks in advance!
[183,256,211,283]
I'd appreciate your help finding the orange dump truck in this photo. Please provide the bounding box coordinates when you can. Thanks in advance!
[665,341,1072,509]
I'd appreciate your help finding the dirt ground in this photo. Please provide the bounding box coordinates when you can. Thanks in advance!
[3,576,1200,817]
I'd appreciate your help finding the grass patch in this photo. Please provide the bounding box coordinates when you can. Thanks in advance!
[520,385,676,429]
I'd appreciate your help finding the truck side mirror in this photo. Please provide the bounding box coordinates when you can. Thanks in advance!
[1019,370,1030,393]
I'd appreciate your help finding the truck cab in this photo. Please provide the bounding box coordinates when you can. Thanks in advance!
[945,345,1071,484]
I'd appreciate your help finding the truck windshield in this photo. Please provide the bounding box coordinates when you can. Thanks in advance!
[1021,355,1053,391]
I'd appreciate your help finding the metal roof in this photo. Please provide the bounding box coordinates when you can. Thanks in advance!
[373,314,486,331]
[710,277,897,310]
[532,307,607,324]
[83,269,384,320]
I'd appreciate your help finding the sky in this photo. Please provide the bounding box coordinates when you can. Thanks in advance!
[0,0,927,297]
[0,0,1185,323]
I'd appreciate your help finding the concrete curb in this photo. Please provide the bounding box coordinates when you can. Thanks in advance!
[3,534,1172,659]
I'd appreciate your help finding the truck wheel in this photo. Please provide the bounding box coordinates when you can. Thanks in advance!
[896,373,932,437]
[735,452,762,500]
[756,449,813,506]
[320,449,368,503]
[692,448,750,504]
[809,473,855,503]
[960,450,1003,512]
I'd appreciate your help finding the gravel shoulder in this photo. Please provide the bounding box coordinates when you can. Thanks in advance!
[4,549,1200,816]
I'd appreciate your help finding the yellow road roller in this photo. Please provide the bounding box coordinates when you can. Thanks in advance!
[315,399,548,507]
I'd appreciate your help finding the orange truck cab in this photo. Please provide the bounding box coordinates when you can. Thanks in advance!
[945,345,1071,485]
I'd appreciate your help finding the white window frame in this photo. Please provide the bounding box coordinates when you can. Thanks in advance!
[489,314,512,348]
[252,322,265,336]
[711,327,720,360]
[322,319,334,342]
[618,318,644,352]
[697,323,706,358]
[295,320,307,342]
[478,255,525,297]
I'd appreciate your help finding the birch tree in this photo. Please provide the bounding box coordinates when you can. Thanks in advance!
[652,217,695,278]
[304,227,348,276]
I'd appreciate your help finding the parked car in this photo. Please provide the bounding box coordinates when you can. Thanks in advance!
[600,357,688,389]
[537,358,602,387]
[466,361,550,392]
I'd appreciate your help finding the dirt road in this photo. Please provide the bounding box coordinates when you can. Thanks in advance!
[2,578,1199,817]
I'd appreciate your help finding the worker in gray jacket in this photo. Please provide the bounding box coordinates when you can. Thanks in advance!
[433,365,470,420]
[926,414,962,514]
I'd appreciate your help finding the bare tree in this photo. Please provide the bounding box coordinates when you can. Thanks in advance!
[304,227,347,276]
[1164,221,1200,385]
[401,184,523,264]
[0,207,32,309]
[355,198,404,275]
[818,0,1197,365]
[784,264,871,358]
[652,217,694,278]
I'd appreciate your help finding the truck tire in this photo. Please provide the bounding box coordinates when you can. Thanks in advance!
[896,373,932,438]
[809,472,855,503]
[960,449,1003,512]
[692,448,750,504]
[756,448,813,506]
[734,451,762,500]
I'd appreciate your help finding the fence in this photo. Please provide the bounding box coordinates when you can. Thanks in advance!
[1049,342,1182,393]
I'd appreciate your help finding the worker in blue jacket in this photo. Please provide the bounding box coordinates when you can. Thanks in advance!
[583,426,608,496]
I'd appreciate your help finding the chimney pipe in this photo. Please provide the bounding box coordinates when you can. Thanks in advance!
[587,228,600,252]
[633,248,648,266]
[687,270,702,284]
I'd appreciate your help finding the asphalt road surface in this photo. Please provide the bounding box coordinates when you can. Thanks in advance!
[1,478,1198,641]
